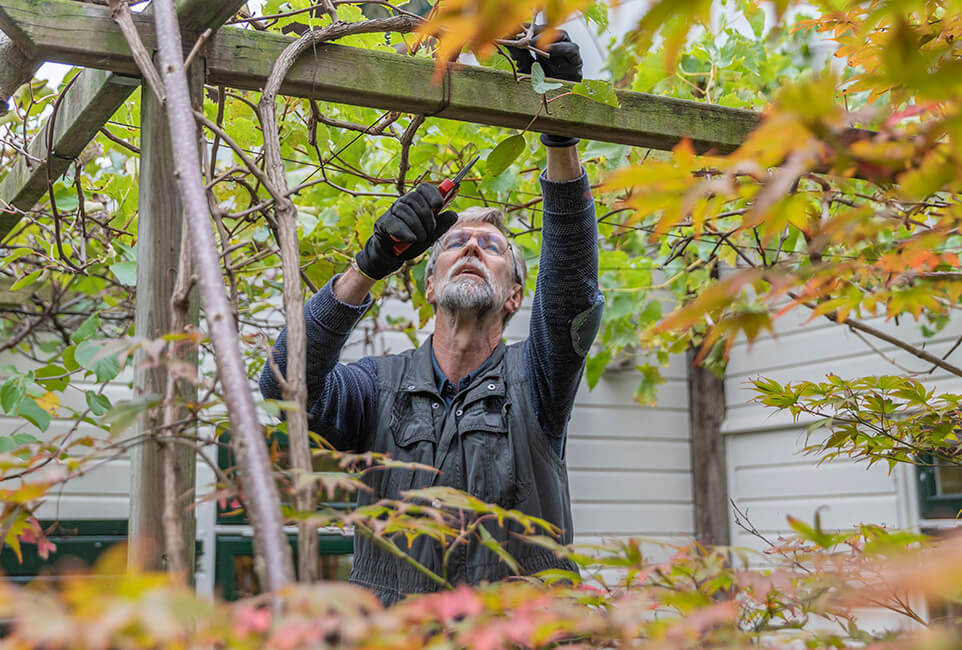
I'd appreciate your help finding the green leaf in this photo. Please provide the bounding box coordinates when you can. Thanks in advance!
[17,397,51,432]
[10,270,42,292]
[478,524,520,573]
[103,398,156,435]
[71,314,100,344]
[530,62,562,94]
[35,365,68,392]
[85,391,112,416]
[62,345,79,372]
[486,134,526,176]
[0,380,25,415]
[12,433,38,446]
[74,340,122,383]
[109,261,137,286]
[583,2,609,32]
[0,437,15,453]
[573,80,621,108]
[0,248,34,268]
[585,349,611,389]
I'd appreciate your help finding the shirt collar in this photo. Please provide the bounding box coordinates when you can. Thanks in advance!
[430,343,493,396]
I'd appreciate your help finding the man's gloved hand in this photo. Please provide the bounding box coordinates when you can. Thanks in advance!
[507,25,583,82]
[507,25,583,149]
[354,183,458,280]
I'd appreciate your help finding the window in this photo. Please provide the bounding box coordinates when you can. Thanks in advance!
[214,533,353,600]
[917,457,962,520]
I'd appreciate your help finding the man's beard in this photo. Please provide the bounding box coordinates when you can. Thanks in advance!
[436,258,501,319]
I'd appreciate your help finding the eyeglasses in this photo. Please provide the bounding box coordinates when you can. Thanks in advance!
[438,228,510,256]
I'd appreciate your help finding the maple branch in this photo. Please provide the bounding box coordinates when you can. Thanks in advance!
[257,13,421,583]
[790,292,962,379]
[151,0,294,592]
[108,0,166,104]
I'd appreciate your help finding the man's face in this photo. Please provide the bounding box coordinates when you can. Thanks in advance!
[425,221,522,322]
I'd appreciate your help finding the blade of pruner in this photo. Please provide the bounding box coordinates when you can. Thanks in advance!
[452,154,480,186]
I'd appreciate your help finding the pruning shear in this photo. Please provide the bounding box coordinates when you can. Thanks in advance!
[392,154,481,256]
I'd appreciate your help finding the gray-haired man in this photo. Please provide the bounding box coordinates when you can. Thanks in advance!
[261,32,603,605]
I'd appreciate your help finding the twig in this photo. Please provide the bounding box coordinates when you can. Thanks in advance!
[183,27,213,70]
[109,0,166,104]
[790,292,962,379]
[396,114,425,194]
[98,126,140,154]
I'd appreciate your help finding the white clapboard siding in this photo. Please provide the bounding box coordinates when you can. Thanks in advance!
[0,346,135,521]
[723,306,962,558]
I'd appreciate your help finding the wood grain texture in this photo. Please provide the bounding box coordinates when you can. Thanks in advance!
[128,73,198,574]
[0,28,38,114]
[0,0,761,155]
[0,69,138,241]
[688,346,730,546]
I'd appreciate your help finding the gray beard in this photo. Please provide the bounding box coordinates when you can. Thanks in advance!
[436,260,499,319]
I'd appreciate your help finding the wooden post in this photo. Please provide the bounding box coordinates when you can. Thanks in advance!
[129,65,201,575]
[687,346,730,547]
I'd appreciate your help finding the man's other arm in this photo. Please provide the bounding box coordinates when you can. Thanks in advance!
[525,144,605,457]
[259,276,379,450]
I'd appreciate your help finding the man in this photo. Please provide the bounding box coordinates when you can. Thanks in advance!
[260,31,603,605]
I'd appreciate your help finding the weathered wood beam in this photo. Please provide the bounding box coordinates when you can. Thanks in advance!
[0,27,38,115]
[0,0,761,158]
[128,67,201,578]
[0,68,139,240]
[688,345,730,547]
[0,0,249,242]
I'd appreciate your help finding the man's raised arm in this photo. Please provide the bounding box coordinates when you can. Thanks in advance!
[259,184,457,449]
[509,29,605,456]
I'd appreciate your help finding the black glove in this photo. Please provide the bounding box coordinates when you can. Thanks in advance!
[354,183,458,280]
[507,25,583,82]
[506,26,583,149]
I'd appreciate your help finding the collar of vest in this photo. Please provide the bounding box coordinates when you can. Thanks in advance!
[398,335,507,396]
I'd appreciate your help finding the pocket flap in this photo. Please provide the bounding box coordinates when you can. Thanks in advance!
[458,409,507,435]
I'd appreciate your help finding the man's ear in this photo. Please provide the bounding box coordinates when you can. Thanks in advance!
[425,273,436,305]
[503,282,523,315]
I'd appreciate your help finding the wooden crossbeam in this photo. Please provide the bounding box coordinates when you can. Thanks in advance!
[0,0,761,155]
[1,28,38,114]
[0,69,139,238]
[0,0,250,241]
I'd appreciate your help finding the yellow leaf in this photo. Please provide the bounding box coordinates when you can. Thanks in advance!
[35,391,59,415]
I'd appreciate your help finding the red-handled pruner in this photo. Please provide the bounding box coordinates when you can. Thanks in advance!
[392,154,480,256]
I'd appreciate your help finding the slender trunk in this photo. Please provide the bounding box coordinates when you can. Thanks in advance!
[152,0,293,592]
[160,224,193,578]
[256,14,419,583]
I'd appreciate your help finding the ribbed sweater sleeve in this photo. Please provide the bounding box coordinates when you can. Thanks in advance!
[525,169,604,457]
[258,275,378,450]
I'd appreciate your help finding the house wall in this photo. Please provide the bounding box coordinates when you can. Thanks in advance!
[723,307,962,553]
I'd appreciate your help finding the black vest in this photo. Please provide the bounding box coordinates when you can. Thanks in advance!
[348,338,578,605]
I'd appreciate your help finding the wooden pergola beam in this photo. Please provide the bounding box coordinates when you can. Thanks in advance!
[0,0,761,155]
[0,69,139,239]
[0,27,38,114]
[0,0,250,242]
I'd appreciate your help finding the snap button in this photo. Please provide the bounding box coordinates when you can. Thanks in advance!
[487,383,496,390]
[455,409,463,417]
[407,384,415,390]
[431,402,439,409]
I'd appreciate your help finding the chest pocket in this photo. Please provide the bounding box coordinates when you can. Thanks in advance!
[387,393,437,498]
[458,382,529,509]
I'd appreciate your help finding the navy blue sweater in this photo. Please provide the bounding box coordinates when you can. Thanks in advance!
[259,170,603,457]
